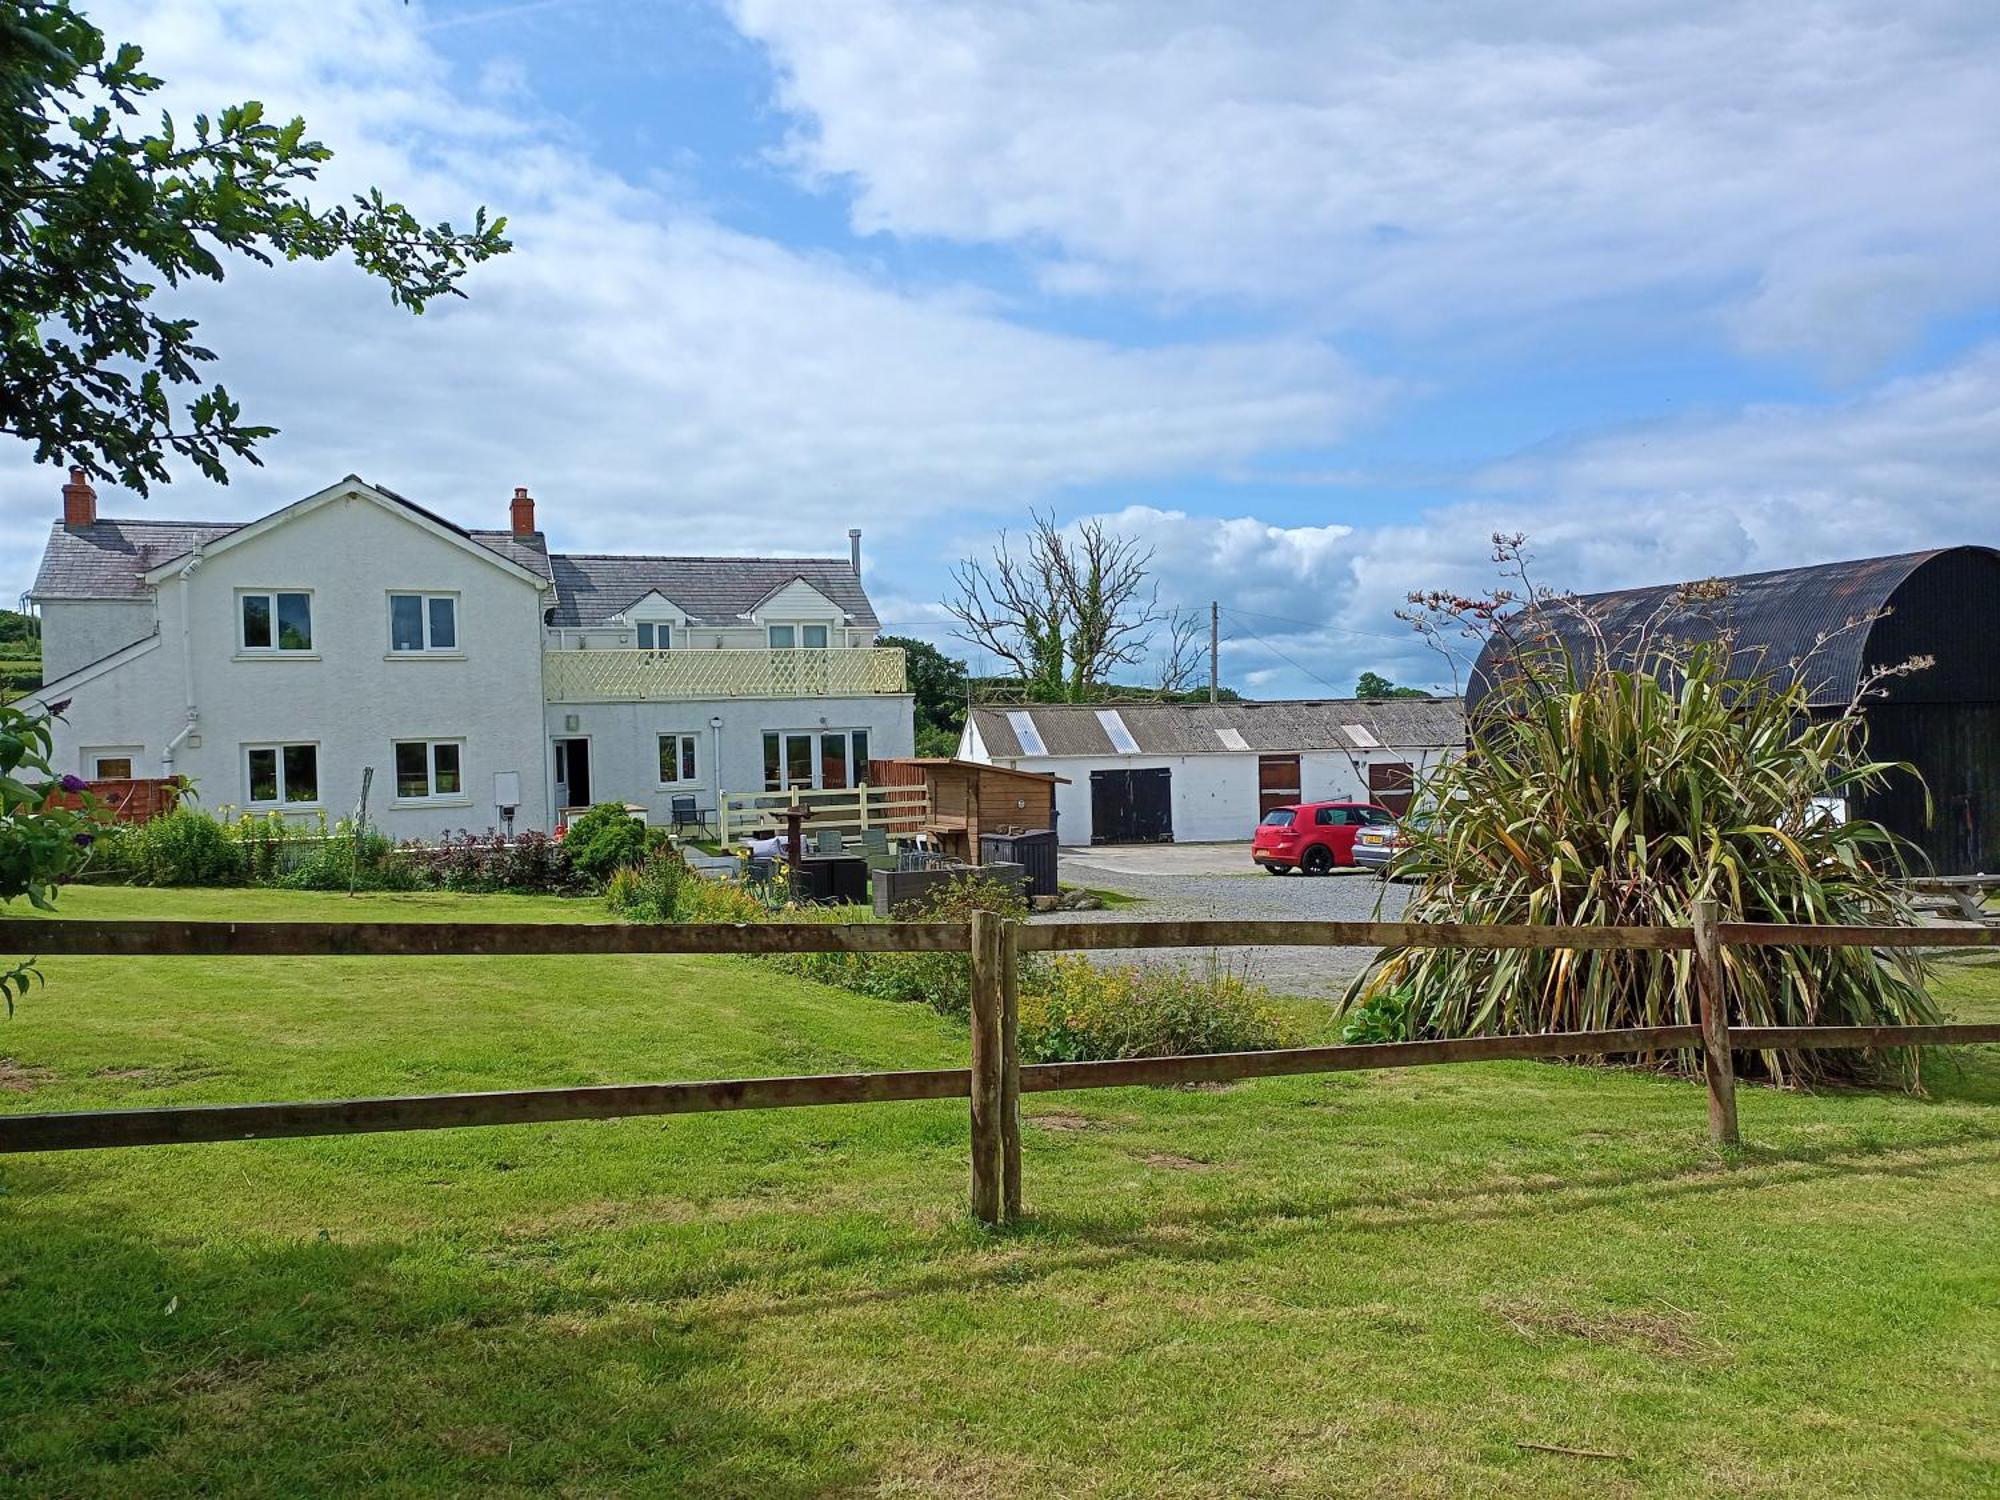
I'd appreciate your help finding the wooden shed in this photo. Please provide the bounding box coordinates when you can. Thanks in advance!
[869,758,1065,862]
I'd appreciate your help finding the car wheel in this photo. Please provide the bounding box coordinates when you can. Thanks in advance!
[1264,863,1291,876]
[1301,845,1333,876]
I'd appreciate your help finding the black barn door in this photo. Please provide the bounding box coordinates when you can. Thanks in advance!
[1090,767,1173,844]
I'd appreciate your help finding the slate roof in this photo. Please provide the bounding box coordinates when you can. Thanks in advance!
[1465,547,1995,713]
[28,483,878,631]
[31,519,242,599]
[969,698,1466,759]
[467,530,555,584]
[543,554,877,629]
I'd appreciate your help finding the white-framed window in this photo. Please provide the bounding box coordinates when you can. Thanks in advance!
[657,732,699,785]
[245,743,319,806]
[636,621,671,650]
[82,746,143,780]
[389,593,459,653]
[767,623,831,649]
[393,739,464,801]
[762,728,870,790]
[240,591,313,652]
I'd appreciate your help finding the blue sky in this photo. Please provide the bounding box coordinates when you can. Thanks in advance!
[7,0,1998,696]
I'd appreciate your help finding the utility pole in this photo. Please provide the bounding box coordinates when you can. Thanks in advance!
[1209,601,1219,703]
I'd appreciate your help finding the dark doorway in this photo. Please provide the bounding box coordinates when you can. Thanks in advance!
[554,738,592,811]
[1368,761,1414,817]
[1257,754,1302,818]
[1090,767,1173,843]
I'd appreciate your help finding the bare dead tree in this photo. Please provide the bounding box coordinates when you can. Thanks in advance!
[946,511,1170,699]
[1155,608,1205,693]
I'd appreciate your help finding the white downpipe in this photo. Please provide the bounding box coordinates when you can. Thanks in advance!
[160,552,203,777]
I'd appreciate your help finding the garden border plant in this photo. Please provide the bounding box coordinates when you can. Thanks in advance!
[1344,535,1941,1087]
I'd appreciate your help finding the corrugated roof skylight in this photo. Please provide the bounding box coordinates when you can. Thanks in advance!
[1097,709,1141,754]
[1006,710,1048,757]
[1341,723,1381,748]
[1215,727,1250,751]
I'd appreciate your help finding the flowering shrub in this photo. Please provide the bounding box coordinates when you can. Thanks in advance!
[398,830,578,894]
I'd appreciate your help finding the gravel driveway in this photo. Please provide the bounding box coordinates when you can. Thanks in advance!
[1036,842,1413,999]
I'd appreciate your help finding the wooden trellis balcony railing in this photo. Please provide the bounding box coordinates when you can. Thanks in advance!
[543,646,907,702]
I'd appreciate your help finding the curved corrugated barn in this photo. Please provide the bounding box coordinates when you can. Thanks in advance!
[1466,546,2000,875]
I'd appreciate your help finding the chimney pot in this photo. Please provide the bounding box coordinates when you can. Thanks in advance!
[848,528,862,576]
[509,486,536,537]
[62,465,97,530]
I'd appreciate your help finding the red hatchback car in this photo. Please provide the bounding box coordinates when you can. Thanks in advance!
[1251,800,1398,875]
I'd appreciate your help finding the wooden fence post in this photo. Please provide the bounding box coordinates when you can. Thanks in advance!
[1000,918,1023,1221]
[969,909,1005,1225]
[1691,898,1741,1147]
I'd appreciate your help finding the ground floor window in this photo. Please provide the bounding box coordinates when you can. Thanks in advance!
[83,746,141,780]
[657,732,698,785]
[394,739,464,800]
[246,743,318,806]
[763,728,870,790]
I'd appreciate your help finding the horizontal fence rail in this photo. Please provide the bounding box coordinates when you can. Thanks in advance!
[3,910,1997,1221]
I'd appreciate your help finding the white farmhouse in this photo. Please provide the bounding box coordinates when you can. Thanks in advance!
[22,471,913,838]
[959,698,1464,845]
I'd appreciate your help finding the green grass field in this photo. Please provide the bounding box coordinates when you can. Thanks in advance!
[3,886,1996,1497]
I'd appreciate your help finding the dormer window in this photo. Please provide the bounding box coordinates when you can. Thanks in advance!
[389,593,458,653]
[769,624,830,649]
[636,622,670,650]
[240,591,313,653]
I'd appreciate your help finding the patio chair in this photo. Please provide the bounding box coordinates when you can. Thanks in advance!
[857,827,896,871]
[669,794,712,837]
[813,828,846,856]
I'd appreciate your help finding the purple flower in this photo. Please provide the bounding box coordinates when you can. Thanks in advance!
[73,832,94,848]
[58,774,89,793]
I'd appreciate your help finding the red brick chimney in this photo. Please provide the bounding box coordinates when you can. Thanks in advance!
[62,466,97,530]
[509,485,536,536]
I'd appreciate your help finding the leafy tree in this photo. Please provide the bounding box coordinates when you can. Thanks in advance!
[878,634,968,756]
[1353,671,1430,699]
[0,609,39,646]
[1,0,509,490]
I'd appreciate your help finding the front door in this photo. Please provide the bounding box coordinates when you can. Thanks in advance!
[554,738,592,811]
[1257,754,1301,818]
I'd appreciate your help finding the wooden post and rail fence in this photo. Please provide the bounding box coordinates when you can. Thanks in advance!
[3,906,1998,1224]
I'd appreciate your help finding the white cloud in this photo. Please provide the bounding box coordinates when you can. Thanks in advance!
[1,0,1377,595]
[734,0,2000,367]
[1049,344,2000,694]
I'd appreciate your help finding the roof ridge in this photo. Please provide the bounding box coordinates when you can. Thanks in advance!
[550,552,850,564]
[56,516,240,529]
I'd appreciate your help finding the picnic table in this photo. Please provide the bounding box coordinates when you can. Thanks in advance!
[1903,875,2000,927]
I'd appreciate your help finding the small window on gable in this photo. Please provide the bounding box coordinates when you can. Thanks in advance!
[389,594,458,652]
[802,624,829,649]
[768,624,796,649]
[241,591,312,652]
[636,622,671,651]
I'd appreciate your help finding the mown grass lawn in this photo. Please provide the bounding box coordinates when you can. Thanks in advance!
[2,886,1996,1498]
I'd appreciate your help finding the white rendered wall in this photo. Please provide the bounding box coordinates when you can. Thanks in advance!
[37,598,156,681]
[37,489,552,840]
